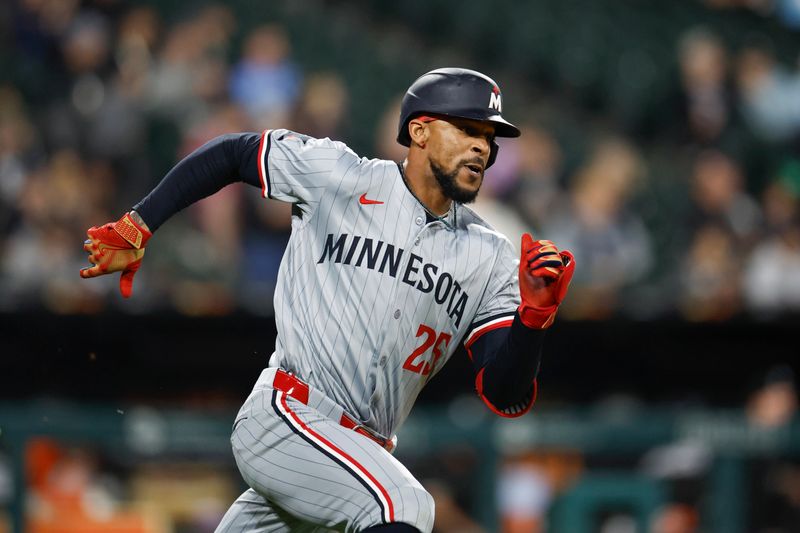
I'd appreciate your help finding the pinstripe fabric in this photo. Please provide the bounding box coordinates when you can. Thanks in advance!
[222,129,520,531]
[216,377,434,532]
[216,489,311,532]
[259,129,520,439]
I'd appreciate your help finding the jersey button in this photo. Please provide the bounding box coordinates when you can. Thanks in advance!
[414,237,420,245]
[415,216,423,226]
[393,309,401,319]
[379,356,387,366]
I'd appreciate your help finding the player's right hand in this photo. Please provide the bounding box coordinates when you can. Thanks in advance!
[80,212,152,298]
[517,233,575,329]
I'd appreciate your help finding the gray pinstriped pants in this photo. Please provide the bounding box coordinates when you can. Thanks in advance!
[214,369,434,532]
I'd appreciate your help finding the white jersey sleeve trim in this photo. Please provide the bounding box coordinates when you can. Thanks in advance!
[257,129,272,198]
[464,312,516,348]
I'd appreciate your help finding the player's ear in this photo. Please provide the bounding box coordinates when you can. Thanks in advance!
[408,119,430,149]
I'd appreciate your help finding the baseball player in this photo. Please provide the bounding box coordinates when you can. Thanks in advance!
[80,68,575,533]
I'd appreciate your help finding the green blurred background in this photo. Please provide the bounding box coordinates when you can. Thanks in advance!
[1,0,800,532]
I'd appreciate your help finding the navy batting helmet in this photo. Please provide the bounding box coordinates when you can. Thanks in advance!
[397,67,520,168]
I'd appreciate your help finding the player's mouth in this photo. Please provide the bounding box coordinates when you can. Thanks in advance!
[464,162,483,178]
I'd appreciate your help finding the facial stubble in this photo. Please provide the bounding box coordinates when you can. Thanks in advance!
[429,159,481,204]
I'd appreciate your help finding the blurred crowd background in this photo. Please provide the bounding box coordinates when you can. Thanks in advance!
[2,0,800,320]
[2,0,800,532]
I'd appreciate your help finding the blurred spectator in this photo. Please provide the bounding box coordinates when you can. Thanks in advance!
[680,222,743,320]
[675,27,734,144]
[374,96,409,161]
[145,5,235,126]
[0,85,41,233]
[743,220,800,314]
[469,174,533,254]
[1,149,108,313]
[746,365,797,429]
[497,462,552,533]
[114,6,160,100]
[735,43,800,142]
[508,124,566,234]
[747,366,800,532]
[290,71,350,140]
[762,161,800,235]
[687,149,762,245]
[680,151,761,320]
[10,0,81,101]
[43,9,115,150]
[497,451,584,533]
[743,164,800,314]
[229,24,301,128]
[467,126,534,246]
[191,4,237,56]
[24,438,154,533]
[117,6,160,56]
[145,20,202,121]
[543,137,653,318]
[477,137,523,201]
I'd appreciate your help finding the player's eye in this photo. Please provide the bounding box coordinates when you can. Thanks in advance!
[465,127,493,143]
[461,126,481,138]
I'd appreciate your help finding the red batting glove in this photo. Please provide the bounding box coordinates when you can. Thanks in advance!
[518,233,575,329]
[80,212,152,298]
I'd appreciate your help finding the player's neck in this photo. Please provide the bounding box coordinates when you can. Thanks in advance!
[401,159,452,216]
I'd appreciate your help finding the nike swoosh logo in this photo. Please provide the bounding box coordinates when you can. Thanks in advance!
[359,193,384,205]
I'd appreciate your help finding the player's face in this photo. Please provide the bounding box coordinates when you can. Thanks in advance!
[426,117,495,204]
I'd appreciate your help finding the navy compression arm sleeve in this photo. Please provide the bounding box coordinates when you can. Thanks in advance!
[468,314,546,415]
[133,133,263,231]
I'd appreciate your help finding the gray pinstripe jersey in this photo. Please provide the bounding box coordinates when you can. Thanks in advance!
[257,128,520,438]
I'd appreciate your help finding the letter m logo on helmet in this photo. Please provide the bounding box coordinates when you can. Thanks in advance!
[489,86,502,112]
[396,67,520,168]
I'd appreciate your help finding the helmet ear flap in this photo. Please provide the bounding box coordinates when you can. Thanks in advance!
[487,140,499,169]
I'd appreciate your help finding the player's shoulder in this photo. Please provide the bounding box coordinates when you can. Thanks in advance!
[457,205,516,251]
[268,128,396,181]
[270,128,359,160]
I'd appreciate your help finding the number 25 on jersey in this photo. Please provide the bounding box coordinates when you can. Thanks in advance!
[403,324,451,376]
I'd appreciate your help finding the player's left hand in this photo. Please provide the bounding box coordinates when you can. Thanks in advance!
[80,212,152,298]
[517,233,575,329]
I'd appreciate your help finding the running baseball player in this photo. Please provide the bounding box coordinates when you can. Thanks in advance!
[81,68,575,533]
